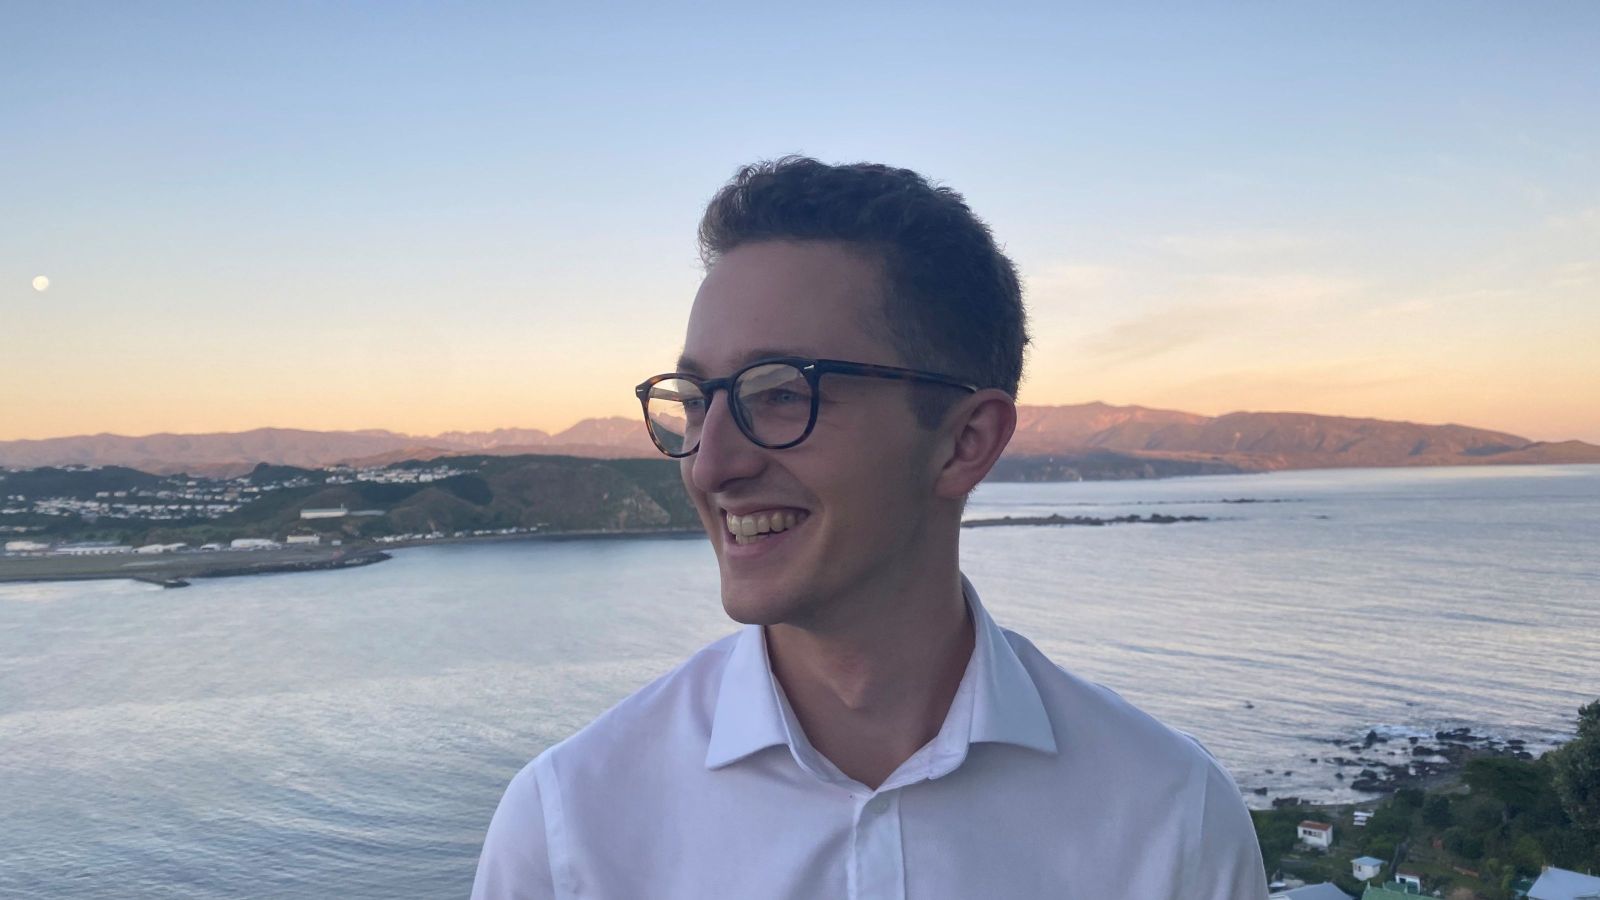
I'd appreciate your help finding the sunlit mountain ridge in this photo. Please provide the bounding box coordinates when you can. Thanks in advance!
[3,405,1597,479]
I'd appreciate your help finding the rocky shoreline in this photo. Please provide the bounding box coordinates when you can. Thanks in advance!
[0,545,395,586]
[1258,726,1541,809]
[0,528,707,586]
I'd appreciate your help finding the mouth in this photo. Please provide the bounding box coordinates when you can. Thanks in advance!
[721,507,810,547]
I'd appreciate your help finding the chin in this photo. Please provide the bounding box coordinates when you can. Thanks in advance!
[717,575,812,626]
[719,585,789,626]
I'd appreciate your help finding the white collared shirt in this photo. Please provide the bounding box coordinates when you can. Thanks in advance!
[472,577,1267,899]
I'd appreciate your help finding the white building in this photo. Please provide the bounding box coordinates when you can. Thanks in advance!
[285,534,321,545]
[1296,820,1333,850]
[299,506,348,520]
[3,540,49,553]
[1351,856,1384,881]
[230,538,280,550]
[1394,870,1422,891]
[134,543,187,554]
[55,542,132,556]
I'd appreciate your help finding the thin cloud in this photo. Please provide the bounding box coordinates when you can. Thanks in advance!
[1361,298,1435,320]
[1070,269,1365,364]
[1079,303,1250,363]
[1548,261,1599,290]
[1195,272,1365,308]
[1023,263,1120,299]
[1157,231,1319,259]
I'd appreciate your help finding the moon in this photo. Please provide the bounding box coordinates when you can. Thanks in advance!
[32,275,49,292]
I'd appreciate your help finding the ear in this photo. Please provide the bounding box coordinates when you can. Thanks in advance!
[932,390,1017,500]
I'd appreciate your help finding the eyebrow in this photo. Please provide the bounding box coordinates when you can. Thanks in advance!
[675,348,815,375]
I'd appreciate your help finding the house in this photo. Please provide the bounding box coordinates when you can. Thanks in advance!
[285,534,321,545]
[3,540,49,553]
[1296,820,1333,850]
[1528,866,1600,900]
[134,543,187,554]
[230,538,279,550]
[1352,856,1384,881]
[1271,883,1353,900]
[54,542,132,555]
[299,506,348,520]
[1395,871,1422,891]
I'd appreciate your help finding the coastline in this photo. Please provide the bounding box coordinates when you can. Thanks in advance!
[1244,725,1544,813]
[0,544,393,586]
[0,510,1224,586]
[0,527,705,586]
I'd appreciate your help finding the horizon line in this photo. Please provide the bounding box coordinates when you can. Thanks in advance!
[1,400,1596,446]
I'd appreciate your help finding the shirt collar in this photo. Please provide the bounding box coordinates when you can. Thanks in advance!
[704,617,790,770]
[704,574,1057,771]
[962,574,1057,754]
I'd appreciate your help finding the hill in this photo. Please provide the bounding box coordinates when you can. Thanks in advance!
[3,406,1597,479]
[108,454,703,547]
[1001,405,1600,477]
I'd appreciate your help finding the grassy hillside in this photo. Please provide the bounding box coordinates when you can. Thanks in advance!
[1254,742,1600,899]
[24,455,701,546]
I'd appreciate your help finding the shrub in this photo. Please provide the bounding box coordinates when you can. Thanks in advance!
[1422,794,1453,828]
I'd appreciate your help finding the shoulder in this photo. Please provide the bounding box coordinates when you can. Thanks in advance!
[474,632,744,898]
[1002,626,1219,770]
[473,758,556,899]
[1000,628,1266,897]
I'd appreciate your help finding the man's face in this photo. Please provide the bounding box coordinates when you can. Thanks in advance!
[677,240,942,628]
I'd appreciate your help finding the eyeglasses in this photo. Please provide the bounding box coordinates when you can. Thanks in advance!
[634,357,978,458]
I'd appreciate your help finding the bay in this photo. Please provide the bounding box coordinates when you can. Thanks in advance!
[1,464,1596,898]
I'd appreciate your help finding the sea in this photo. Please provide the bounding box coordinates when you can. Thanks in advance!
[1,464,1596,898]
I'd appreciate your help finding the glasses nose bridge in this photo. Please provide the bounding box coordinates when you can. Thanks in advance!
[695,374,752,444]
[697,374,735,405]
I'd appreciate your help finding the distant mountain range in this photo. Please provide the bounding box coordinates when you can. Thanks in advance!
[998,403,1600,480]
[0,418,660,477]
[2,404,1596,479]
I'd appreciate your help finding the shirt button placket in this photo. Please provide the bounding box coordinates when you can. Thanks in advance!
[850,792,905,900]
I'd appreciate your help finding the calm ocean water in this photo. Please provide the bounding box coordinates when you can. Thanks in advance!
[2,465,1596,898]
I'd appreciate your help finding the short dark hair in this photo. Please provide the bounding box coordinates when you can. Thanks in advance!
[697,157,1028,425]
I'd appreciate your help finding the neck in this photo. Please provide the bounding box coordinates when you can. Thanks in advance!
[764,527,974,789]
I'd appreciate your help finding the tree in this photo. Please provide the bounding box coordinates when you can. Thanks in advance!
[1422,793,1453,829]
[1250,809,1297,871]
[1393,787,1425,812]
[1510,834,1545,874]
[1442,826,1483,859]
[1465,757,1546,821]
[1550,699,1600,833]
[1365,804,1411,842]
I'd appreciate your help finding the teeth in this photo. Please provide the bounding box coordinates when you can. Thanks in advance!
[726,509,806,541]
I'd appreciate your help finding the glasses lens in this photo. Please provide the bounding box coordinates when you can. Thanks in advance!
[644,378,705,456]
[734,363,813,446]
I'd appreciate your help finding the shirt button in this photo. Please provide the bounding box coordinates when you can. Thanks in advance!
[867,796,890,815]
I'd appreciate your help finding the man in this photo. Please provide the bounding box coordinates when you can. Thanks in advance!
[472,158,1267,899]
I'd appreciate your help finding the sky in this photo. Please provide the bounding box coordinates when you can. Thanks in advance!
[4,2,1598,443]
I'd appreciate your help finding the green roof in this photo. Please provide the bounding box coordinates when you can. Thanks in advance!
[1362,885,1423,899]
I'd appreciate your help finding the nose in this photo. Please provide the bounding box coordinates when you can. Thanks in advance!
[687,389,765,494]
